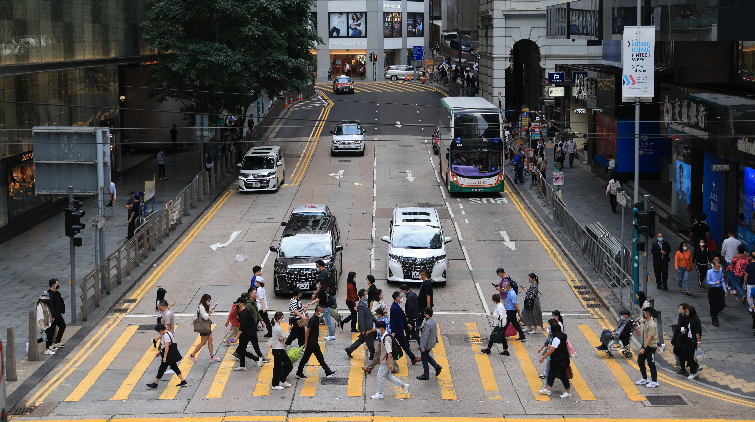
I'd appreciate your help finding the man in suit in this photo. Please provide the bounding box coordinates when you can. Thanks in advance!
[401,284,421,342]
[416,307,442,380]
[345,289,375,359]
[390,292,422,365]
[651,232,672,290]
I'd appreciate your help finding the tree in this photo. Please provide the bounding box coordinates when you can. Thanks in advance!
[142,0,320,120]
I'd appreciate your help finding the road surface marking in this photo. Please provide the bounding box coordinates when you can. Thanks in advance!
[568,361,596,401]
[433,326,457,400]
[474,283,490,315]
[64,325,138,401]
[291,90,333,186]
[453,221,463,241]
[510,340,549,401]
[287,108,323,182]
[578,325,644,401]
[253,322,288,396]
[371,247,375,270]
[160,326,216,400]
[260,249,271,269]
[299,329,327,396]
[465,323,501,399]
[329,169,345,179]
[465,218,469,224]
[112,340,162,400]
[499,231,516,250]
[462,245,473,271]
[445,201,454,218]
[347,332,366,397]
[207,336,240,398]
[405,170,415,182]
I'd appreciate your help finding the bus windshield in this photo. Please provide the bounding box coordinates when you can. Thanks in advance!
[454,113,501,143]
[450,149,503,175]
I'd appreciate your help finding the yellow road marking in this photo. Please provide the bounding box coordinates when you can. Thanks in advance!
[433,326,457,400]
[14,417,752,422]
[27,192,234,406]
[509,340,549,401]
[568,361,596,401]
[290,90,333,186]
[347,332,366,397]
[393,342,410,399]
[207,339,239,398]
[111,324,179,401]
[578,325,645,401]
[299,328,327,396]
[252,322,288,396]
[64,326,138,401]
[465,323,501,399]
[160,325,216,400]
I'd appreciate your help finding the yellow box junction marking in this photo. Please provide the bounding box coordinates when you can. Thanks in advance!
[160,325,216,400]
[465,323,501,399]
[433,326,457,400]
[347,332,366,397]
[578,325,645,401]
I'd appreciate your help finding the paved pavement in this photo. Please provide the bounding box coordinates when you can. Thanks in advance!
[511,151,755,397]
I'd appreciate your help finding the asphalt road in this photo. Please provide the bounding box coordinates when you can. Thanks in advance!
[11,81,755,421]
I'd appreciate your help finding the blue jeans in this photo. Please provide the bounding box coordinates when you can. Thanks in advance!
[677,267,690,291]
[568,152,575,166]
[728,272,744,298]
[421,349,440,377]
[323,309,335,337]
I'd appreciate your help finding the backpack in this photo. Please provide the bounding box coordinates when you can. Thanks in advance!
[325,290,335,308]
[504,276,519,295]
[512,155,520,166]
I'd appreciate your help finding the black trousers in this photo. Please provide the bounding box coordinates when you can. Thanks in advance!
[236,333,260,367]
[654,263,669,288]
[156,360,181,379]
[127,218,136,240]
[50,317,66,343]
[329,27,340,37]
[286,321,305,347]
[158,163,166,179]
[43,325,56,349]
[297,344,332,375]
[609,193,617,212]
[346,332,374,357]
[708,287,726,321]
[638,346,657,382]
[684,342,699,374]
[406,318,421,342]
[696,264,708,288]
[260,311,272,336]
[341,300,357,331]
[502,310,526,339]
[486,328,509,351]
[272,349,293,386]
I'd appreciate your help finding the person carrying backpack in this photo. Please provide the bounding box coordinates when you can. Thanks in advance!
[513,149,525,184]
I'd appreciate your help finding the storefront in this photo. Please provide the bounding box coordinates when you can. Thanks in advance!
[329,51,367,78]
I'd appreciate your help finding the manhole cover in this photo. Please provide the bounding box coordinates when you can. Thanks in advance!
[338,159,351,162]
[320,377,349,385]
[112,308,128,313]
[123,299,138,303]
[8,407,36,415]
[645,395,687,406]
[136,324,157,330]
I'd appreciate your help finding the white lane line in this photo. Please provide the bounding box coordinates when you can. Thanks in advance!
[435,171,446,199]
[461,211,465,215]
[462,245,473,271]
[465,218,469,224]
[459,204,463,209]
[457,198,460,202]
[453,221,463,242]
[370,247,375,270]
[373,184,376,197]
[373,200,376,217]
[373,168,376,181]
[260,249,272,269]
[372,222,376,240]
[445,202,455,218]
[475,282,491,315]
[428,156,435,169]
[374,146,377,167]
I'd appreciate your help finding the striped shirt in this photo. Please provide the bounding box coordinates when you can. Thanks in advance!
[289,297,304,320]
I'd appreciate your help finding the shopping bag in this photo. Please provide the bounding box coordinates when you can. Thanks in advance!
[489,326,505,344]
[505,324,518,338]
[287,346,304,364]
[694,347,705,363]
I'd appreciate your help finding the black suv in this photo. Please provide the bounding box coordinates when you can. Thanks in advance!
[270,214,343,296]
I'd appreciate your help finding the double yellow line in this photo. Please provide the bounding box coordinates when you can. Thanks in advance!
[27,191,234,406]
[287,89,333,187]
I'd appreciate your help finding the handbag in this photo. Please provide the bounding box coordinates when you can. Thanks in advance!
[490,326,505,344]
[694,347,705,362]
[566,365,574,380]
[524,296,535,310]
[162,333,183,363]
[193,310,212,334]
[505,324,518,338]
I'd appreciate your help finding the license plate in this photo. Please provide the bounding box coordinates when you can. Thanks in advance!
[412,271,420,279]
[251,182,260,187]
[297,283,310,290]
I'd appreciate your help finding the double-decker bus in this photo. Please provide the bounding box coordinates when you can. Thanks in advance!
[437,97,504,193]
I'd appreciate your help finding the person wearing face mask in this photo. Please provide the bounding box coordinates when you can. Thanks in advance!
[295,305,338,380]
[706,261,728,327]
[672,303,689,375]
[675,242,693,295]
[743,251,755,313]
[651,232,672,290]
[692,239,711,292]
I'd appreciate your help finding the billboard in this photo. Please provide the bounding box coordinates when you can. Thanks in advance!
[384,12,402,38]
[622,26,655,100]
[703,152,725,244]
[329,12,366,38]
[675,160,691,205]
[407,13,424,37]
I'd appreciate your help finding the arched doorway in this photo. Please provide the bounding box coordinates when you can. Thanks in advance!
[505,40,542,113]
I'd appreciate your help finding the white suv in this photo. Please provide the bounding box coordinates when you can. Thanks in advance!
[384,65,415,81]
[331,121,365,155]
[382,207,451,284]
[237,146,284,192]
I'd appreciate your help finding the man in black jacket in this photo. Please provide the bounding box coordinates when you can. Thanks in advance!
[651,232,672,290]
[401,284,421,342]
[345,289,375,359]
[47,278,66,348]
[233,297,262,370]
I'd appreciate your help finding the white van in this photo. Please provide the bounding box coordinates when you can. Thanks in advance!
[237,146,284,192]
[384,65,415,81]
[382,207,452,284]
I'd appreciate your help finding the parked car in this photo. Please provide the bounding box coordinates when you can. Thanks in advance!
[331,120,365,155]
[237,146,284,192]
[384,65,415,81]
[333,75,354,94]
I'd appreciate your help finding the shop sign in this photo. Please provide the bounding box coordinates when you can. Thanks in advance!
[574,108,586,114]
[712,164,730,171]
[384,4,400,9]
[737,136,755,155]
[663,95,709,139]
[21,152,33,162]
[621,26,655,101]
[548,87,564,97]
[330,40,367,47]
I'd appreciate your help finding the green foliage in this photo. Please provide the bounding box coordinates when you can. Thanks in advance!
[142,0,321,118]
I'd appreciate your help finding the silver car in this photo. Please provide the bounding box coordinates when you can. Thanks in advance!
[384,65,415,81]
[330,121,365,156]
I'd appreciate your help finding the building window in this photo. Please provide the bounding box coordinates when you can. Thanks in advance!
[740,42,755,84]
[407,13,424,37]
[384,12,402,38]
[329,13,366,38]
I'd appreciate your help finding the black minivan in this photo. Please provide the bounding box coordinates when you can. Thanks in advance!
[270,214,343,296]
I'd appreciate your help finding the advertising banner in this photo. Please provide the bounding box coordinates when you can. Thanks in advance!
[622,26,654,101]
[329,12,366,38]
[407,13,424,37]
[383,12,402,38]
[740,166,755,251]
[675,160,691,205]
[703,152,725,244]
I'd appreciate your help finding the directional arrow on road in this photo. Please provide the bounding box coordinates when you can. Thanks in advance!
[329,170,345,179]
[406,170,415,182]
[499,231,516,250]
[395,121,402,128]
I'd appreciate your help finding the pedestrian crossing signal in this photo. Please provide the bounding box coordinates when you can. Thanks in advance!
[64,200,85,238]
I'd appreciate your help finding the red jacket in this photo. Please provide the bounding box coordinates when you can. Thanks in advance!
[346,282,358,303]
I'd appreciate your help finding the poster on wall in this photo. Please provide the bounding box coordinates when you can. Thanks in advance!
[407,13,424,37]
[675,160,691,205]
[739,166,755,250]
[569,9,598,37]
[612,6,637,34]
[329,12,366,38]
[703,152,725,245]
[384,12,402,38]
[622,26,654,100]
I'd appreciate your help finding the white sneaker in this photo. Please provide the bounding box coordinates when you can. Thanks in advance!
[256,359,263,367]
[646,381,659,388]
[527,330,537,334]
[371,393,384,399]
[281,381,292,388]
[635,378,649,385]
[403,383,410,396]
[233,366,247,371]
[560,392,572,398]
[271,386,284,390]
[657,343,666,354]
[165,369,174,375]
[687,373,697,380]
[326,336,335,341]
[538,386,548,393]
[44,349,55,355]
[539,389,551,396]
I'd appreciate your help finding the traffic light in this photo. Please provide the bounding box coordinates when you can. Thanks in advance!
[64,200,85,238]
[372,53,377,63]
[633,207,656,236]
[369,52,373,63]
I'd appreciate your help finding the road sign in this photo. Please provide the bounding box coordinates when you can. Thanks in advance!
[553,171,564,186]
[412,46,425,60]
[548,87,565,97]
[554,162,563,171]
[548,72,565,84]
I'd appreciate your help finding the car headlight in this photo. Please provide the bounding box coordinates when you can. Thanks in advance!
[332,140,340,144]
[239,176,245,180]
[435,254,447,263]
[388,253,400,262]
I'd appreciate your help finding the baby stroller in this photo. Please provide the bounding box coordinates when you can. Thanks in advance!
[596,316,634,359]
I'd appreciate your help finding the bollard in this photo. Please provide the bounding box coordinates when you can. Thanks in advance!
[105,258,112,294]
[7,327,16,381]
[126,240,132,275]
[116,249,123,284]
[93,270,101,307]
[199,175,204,203]
[204,171,210,196]
[81,276,89,321]
[28,310,39,361]
[211,167,216,190]
[183,189,190,216]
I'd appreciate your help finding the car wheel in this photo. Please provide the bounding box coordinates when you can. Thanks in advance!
[391,75,397,81]
[330,149,336,156]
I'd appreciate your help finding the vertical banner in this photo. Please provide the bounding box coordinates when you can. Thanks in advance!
[703,152,725,245]
[621,26,655,101]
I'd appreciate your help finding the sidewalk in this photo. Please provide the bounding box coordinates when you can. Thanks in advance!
[510,153,755,398]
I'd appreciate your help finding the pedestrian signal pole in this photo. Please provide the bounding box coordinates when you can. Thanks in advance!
[65,186,85,323]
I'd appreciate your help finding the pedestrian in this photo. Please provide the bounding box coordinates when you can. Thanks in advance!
[744,250,755,312]
[170,124,178,153]
[513,149,525,184]
[537,317,559,383]
[370,320,410,399]
[606,177,621,213]
[521,273,543,334]
[726,244,749,302]
[126,191,137,240]
[480,293,509,356]
[205,153,214,181]
[366,275,378,310]
[285,289,307,347]
[340,271,358,332]
[310,260,335,340]
[345,288,375,359]
[651,232,672,290]
[415,306,442,380]
[155,288,175,326]
[295,305,338,379]
[706,261,728,326]
[36,292,54,355]
[689,213,711,246]
[46,278,66,350]
[157,148,166,181]
[675,241,693,295]
[250,265,263,290]
[500,281,526,341]
[189,294,221,363]
[721,230,741,271]
[555,144,565,168]
[146,324,187,389]
[493,268,511,301]
[692,238,712,292]
[256,276,272,337]
[418,269,434,309]
[401,284,421,342]
[107,181,116,207]
[538,321,573,398]
[241,288,267,358]
[682,305,702,379]
[370,289,386,317]
[635,307,660,388]
[233,296,262,370]
[672,303,689,375]
[565,138,576,167]
[223,297,241,345]
[270,311,293,389]
[749,285,755,336]
[390,291,422,365]
[606,154,616,178]
[363,306,399,373]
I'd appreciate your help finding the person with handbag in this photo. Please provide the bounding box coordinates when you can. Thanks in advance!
[480,294,509,356]
[672,303,689,375]
[239,289,268,361]
[234,296,263,370]
[189,294,220,363]
[286,289,307,347]
[538,321,573,398]
[521,273,543,335]
[36,292,54,355]
[146,323,187,389]
[270,311,293,389]
[682,305,703,380]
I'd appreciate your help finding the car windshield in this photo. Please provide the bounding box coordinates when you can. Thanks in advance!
[333,125,362,135]
[451,150,503,174]
[336,77,351,83]
[454,113,501,141]
[279,234,332,257]
[241,155,275,170]
[392,226,443,249]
